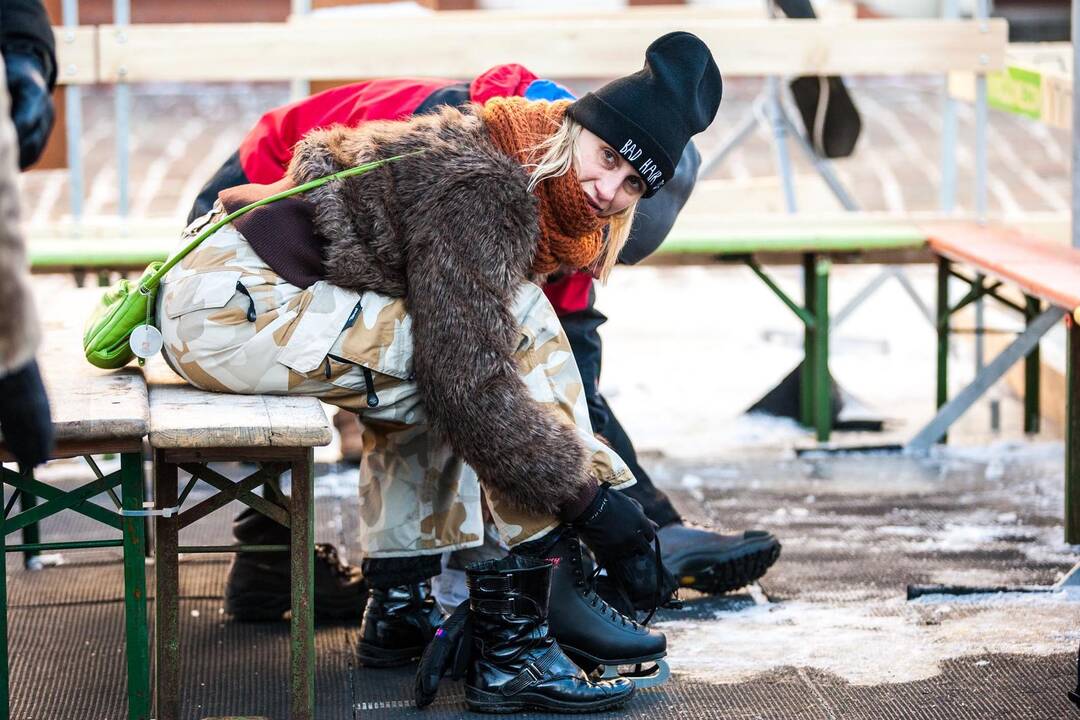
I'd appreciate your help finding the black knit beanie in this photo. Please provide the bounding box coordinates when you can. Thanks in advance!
[567,31,722,198]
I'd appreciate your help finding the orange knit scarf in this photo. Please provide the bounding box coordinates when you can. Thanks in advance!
[480,97,607,276]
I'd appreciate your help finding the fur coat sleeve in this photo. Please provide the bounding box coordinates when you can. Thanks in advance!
[291,109,596,518]
[403,154,597,519]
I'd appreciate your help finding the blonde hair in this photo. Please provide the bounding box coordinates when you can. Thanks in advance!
[526,117,637,284]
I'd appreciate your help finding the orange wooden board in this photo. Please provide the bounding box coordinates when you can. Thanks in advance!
[923,220,1080,312]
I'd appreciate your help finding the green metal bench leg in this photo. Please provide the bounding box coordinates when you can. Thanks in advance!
[936,257,951,444]
[18,486,39,570]
[1066,316,1080,545]
[121,452,151,720]
[0,486,8,720]
[812,256,832,442]
[1024,295,1042,435]
[801,255,816,428]
[290,448,315,720]
[154,452,180,720]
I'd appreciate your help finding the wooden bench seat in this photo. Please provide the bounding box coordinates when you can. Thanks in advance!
[145,358,331,450]
[924,220,1080,312]
[144,357,330,720]
[661,214,930,262]
[912,221,1080,543]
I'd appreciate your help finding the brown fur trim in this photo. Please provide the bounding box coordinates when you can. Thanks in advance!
[288,106,593,515]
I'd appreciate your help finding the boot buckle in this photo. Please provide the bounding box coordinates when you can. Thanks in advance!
[467,575,512,593]
[501,644,561,696]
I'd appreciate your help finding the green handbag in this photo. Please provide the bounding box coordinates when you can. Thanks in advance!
[82,152,419,369]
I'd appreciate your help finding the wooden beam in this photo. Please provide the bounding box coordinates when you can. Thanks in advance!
[292,3,859,22]
[52,26,97,85]
[96,17,1007,83]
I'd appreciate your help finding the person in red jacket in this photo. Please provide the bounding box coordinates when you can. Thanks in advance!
[190,64,781,632]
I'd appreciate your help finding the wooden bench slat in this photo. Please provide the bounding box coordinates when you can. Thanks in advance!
[145,358,331,450]
[96,18,1008,83]
[664,216,928,255]
[30,291,149,444]
[924,220,1080,311]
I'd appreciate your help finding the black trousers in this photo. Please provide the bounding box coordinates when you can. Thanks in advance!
[558,304,683,529]
[187,150,247,224]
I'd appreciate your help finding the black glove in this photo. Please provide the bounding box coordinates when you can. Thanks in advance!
[414,600,471,708]
[574,484,657,550]
[572,485,678,614]
[0,360,53,469]
[4,50,55,169]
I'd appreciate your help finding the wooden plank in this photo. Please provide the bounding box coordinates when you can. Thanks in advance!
[924,221,1080,312]
[0,438,141,464]
[96,18,1007,83]
[145,358,331,449]
[661,214,928,255]
[294,3,859,22]
[53,26,97,85]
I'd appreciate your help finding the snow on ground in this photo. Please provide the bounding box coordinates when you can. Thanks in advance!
[659,591,1080,686]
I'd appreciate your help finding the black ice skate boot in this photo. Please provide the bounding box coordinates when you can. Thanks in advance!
[357,581,445,667]
[514,525,669,688]
[225,507,366,622]
[464,555,636,713]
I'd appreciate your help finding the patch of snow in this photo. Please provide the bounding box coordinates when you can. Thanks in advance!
[875,525,925,538]
[910,587,1080,606]
[656,596,1079,685]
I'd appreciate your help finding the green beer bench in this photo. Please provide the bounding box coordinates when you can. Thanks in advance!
[0,290,151,719]
[914,221,1080,544]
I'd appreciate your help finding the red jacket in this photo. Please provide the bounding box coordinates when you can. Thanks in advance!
[236,63,592,315]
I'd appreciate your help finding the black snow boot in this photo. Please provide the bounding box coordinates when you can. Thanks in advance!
[658,523,782,594]
[514,525,667,681]
[225,508,366,622]
[357,581,445,667]
[464,555,635,713]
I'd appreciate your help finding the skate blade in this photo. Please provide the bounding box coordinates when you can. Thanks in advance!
[595,659,670,689]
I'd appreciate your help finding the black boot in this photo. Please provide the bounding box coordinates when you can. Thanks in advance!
[357,581,445,667]
[515,526,667,678]
[465,555,635,713]
[658,523,781,594]
[225,508,366,621]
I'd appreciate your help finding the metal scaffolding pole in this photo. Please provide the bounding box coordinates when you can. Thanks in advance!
[291,0,312,101]
[62,0,83,220]
[940,0,960,213]
[974,0,992,377]
[114,0,131,217]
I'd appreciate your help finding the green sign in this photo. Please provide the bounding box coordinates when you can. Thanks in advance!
[987,66,1042,120]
